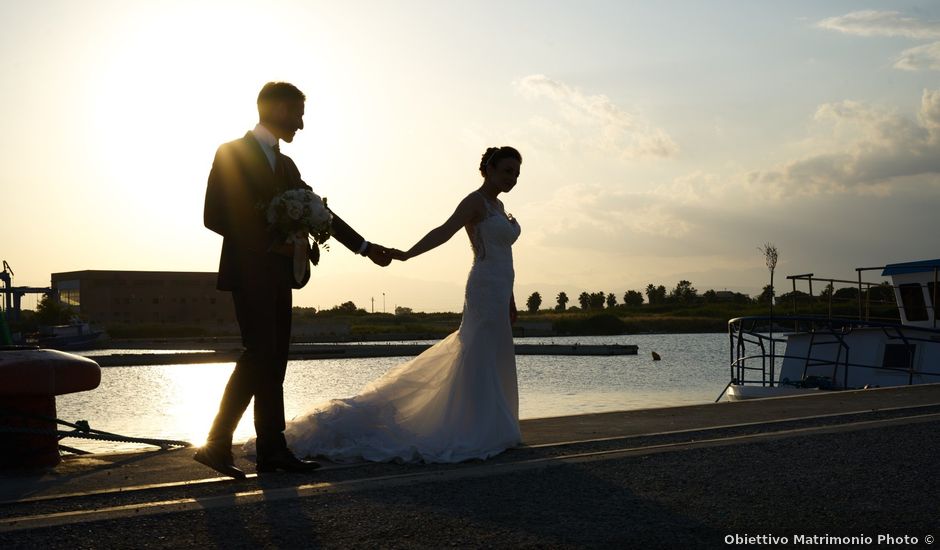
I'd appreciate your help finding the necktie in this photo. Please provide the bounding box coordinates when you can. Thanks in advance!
[272,142,286,180]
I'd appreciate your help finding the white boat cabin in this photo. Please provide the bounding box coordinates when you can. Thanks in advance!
[726,259,940,400]
[887,259,940,328]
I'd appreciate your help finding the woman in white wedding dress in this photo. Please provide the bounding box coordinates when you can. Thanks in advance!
[254,146,523,464]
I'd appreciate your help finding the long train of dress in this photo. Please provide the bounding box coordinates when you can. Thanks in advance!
[247,195,521,463]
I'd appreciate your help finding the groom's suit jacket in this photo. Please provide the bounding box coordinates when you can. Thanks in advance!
[204,132,366,291]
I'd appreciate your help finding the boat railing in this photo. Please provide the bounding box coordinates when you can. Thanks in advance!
[785,265,939,328]
[723,315,940,398]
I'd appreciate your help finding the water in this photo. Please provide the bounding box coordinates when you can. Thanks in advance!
[56,333,731,453]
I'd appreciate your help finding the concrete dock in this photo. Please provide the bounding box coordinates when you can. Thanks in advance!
[1,384,938,548]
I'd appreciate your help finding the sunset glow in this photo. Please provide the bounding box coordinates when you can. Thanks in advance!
[2,1,939,312]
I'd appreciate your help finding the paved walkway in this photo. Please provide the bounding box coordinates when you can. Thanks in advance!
[1,384,938,548]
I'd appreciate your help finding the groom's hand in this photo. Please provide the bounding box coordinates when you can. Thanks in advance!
[367,243,393,267]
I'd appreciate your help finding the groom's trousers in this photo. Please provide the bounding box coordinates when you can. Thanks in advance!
[206,282,292,455]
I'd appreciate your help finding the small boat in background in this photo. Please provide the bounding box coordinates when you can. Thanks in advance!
[35,321,107,351]
[719,259,940,401]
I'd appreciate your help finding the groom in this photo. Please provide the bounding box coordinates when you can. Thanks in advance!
[197,81,392,479]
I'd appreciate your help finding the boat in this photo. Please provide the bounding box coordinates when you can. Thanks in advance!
[34,321,107,351]
[719,259,940,401]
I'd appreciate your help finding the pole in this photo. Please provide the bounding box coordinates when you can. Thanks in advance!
[0,309,12,345]
[934,267,938,329]
[383,293,386,314]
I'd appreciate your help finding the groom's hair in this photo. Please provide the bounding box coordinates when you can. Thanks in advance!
[257,82,306,119]
[479,146,522,177]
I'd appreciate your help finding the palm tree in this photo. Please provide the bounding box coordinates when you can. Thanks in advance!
[526,292,542,313]
[578,292,591,310]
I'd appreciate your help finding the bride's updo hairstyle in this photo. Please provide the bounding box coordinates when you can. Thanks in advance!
[479,146,522,177]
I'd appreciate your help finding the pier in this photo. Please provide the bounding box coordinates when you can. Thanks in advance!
[1,383,937,547]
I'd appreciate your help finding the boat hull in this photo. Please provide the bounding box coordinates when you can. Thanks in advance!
[726,384,823,401]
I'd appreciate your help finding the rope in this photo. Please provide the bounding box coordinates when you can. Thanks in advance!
[0,409,192,452]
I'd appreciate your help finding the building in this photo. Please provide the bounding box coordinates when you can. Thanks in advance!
[51,270,236,331]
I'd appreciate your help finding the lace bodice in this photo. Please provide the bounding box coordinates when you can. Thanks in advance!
[469,193,521,266]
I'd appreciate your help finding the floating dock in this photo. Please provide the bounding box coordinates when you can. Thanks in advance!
[89,343,639,367]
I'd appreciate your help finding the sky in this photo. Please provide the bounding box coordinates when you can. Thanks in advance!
[2,0,939,312]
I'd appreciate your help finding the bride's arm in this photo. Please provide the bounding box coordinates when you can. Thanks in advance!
[398,194,483,260]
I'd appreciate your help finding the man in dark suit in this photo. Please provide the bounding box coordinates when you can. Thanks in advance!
[196,82,391,478]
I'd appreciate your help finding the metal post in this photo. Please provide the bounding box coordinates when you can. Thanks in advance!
[933,267,938,329]
[857,270,863,321]
[769,270,775,382]
[792,278,797,315]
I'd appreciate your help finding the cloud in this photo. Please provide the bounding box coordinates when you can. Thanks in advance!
[819,11,940,72]
[895,41,940,70]
[748,89,940,196]
[817,10,940,39]
[514,74,679,159]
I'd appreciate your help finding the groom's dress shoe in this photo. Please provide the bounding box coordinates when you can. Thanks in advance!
[194,445,247,480]
[256,451,321,473]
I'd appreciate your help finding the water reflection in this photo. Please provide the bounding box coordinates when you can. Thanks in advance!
[56,334,730,453]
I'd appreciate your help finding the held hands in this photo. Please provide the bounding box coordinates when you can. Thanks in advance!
[367,243,394,267]
[365,243,409,266]
[389,249,409,262]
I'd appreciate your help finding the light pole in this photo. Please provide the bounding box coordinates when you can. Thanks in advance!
[383,293,386,313]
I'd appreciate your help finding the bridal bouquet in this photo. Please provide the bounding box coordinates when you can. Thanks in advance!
[265,188,333,283]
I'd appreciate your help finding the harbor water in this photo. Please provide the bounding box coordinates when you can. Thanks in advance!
[58,333,731,453]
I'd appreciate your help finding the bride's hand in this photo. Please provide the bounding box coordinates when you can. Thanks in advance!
[389,249,410,262]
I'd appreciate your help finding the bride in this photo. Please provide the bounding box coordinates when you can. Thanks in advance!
[247,146,523,464]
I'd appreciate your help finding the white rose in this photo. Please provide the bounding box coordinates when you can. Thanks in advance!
[311,202,331,226]
[286,202,303,221]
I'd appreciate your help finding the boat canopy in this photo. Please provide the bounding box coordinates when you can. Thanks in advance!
[881,259,940,276]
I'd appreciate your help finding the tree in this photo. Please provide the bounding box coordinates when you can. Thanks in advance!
[328,301,365,314]
[758,242,779,313]
[526,292,542,313]
[833,287,859,301]
[778,289,809,304]
[645,284,667,305]
[623,290,644,307]
[865,282,895,304]
[578,292,591,310]
[669,280,698,304]
[555,292,569,311]
[394,306,413,316]
[35,293,74,326]
[757,284,774,305]
[606,293,617,309]
[589,291,606,310]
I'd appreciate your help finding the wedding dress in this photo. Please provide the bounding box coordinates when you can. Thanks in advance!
[251,193,521,463]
